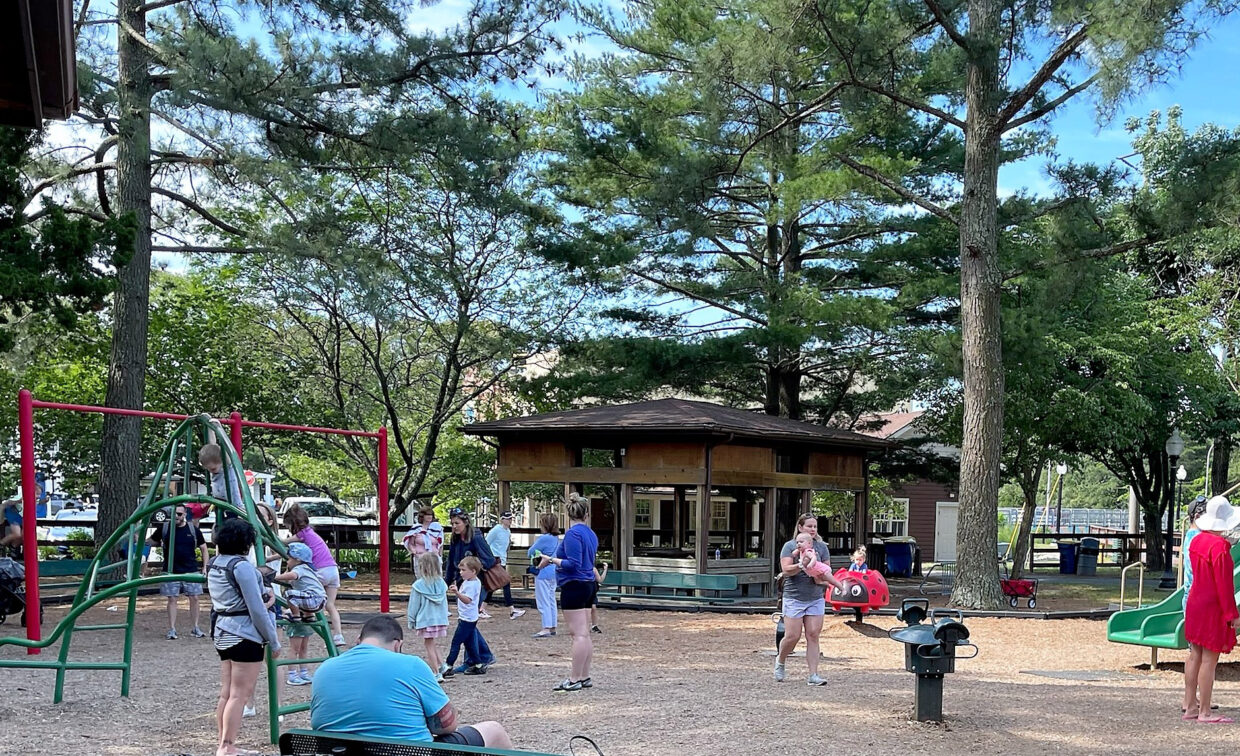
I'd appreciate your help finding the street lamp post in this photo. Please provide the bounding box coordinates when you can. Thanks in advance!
[1159,430,1185,589]
[1055,463,1068,533]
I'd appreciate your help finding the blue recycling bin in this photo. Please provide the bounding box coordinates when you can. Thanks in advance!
[885,537,916,577]
[1056,540,1079,575]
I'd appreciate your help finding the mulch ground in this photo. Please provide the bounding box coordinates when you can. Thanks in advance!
[1,593,1235,755]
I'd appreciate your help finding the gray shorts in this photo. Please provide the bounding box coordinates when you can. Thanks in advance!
[160,580,203,597]
[782,595,825,619]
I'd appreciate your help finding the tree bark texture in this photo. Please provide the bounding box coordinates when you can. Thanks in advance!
[1007,465,1042,580]
[1142,509,1166,573]
[950,0,1005,609]
[97,0,153,549]
[1212,434,1233,496]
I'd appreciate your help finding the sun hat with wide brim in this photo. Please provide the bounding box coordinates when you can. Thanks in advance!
[1194,496,1240,532]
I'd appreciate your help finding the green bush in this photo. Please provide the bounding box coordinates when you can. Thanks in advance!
[67,528,96,560]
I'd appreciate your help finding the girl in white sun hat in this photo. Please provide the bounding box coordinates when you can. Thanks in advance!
[1183,496,1240,723]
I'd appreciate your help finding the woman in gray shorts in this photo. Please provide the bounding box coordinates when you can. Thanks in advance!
[774,514,843,686]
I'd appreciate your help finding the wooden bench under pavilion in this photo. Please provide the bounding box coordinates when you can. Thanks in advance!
[462,399,888,598]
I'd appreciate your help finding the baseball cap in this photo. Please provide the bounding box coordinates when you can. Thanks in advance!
[500,511,513,520]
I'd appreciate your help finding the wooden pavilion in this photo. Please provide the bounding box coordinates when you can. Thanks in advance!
[462,398,888,596]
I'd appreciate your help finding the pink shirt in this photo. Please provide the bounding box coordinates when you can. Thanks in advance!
[297,527,336,569]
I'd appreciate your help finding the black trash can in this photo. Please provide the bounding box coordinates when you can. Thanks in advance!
[1056,540,1080,575]
[1076,537,1099,576]
[867,541,887,577]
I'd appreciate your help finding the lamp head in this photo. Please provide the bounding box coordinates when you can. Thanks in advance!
[1177,465,1188,482]
[1165,429,1185,459]
[1055,462,1068,475]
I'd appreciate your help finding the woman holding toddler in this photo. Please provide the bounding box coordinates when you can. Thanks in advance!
[773,513,843,687]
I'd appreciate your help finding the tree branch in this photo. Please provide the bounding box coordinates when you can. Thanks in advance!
[835,154,959,224]
[923,0,969,50]
[1005,74,1099,132]
[998,26,1090,126]
[628,269,769,327]
[150,186,247,237]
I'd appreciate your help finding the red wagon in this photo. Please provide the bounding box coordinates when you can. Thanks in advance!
[1000,576,1038,608]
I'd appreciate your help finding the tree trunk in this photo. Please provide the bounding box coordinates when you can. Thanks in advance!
[950,0,1005,610]
[1008,470,1041,580]
[1212,434,1233,496]
[97,0,153,549]
[1142,508,1166,572]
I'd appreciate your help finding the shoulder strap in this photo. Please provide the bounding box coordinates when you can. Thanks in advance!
[209,556,250,616]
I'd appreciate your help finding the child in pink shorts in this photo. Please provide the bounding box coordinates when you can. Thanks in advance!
[407,551,450,683]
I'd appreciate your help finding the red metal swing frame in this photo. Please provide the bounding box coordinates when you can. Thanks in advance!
[15,389,391,654]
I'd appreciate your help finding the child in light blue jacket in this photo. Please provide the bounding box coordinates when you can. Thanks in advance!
[528,513,561,638]
[408,551,450,682]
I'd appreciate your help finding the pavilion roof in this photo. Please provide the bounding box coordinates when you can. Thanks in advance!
[463,398,888,450]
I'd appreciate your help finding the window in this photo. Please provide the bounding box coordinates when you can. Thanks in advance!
[711,501,728,531]
[873,497,908,537]
[634,499,652,528]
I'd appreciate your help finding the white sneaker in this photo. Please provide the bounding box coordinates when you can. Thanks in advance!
[774,661,786,682]
[510,608,526,619]
[242,705,257,718]
[477,611,493,620]
[807,673,827,686]
[332,634,346,647]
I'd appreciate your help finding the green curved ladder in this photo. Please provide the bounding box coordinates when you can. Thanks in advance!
[0,414,340,744]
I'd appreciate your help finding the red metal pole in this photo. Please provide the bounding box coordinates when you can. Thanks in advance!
[229,411,243,460]
[18,390,40,654]
[377,427,390,613]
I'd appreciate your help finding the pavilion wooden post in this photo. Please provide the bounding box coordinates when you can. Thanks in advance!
[854,455,870,555]
[695,482,710,573]
[765,486,778,597]
[498,480,511,519]
[674,486,685,549]
[619,483,633,570]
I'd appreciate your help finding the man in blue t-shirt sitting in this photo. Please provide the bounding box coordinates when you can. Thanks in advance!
[310,615,512,748]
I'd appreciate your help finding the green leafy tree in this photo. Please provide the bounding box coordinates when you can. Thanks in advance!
[0,126,130,352]
[29,0,562,547]
[802,0,1239,607]
[540,0,953,422]
[244,148,576,522]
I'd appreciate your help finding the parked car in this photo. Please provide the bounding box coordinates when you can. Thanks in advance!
[37,508,97,542]
[278,497,367,544]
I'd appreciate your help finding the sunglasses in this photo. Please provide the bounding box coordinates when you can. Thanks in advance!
[176,512,187,517]
[449,507,466,518]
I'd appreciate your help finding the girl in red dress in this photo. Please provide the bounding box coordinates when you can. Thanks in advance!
[1183,496,1240,723]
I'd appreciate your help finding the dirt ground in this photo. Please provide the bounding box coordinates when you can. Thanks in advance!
[1,594,1236,756]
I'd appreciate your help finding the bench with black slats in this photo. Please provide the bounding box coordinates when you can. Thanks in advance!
[596,570,737,604]
[278,729,561,756]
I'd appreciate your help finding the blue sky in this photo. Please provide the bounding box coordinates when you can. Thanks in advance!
[1000,13,1240,196]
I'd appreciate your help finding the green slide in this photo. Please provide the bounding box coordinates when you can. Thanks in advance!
[1107,540,1240,650]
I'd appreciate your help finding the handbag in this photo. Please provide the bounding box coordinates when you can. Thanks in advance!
[482,561,512,592]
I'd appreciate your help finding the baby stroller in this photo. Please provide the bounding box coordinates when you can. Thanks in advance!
[0,557,36,627]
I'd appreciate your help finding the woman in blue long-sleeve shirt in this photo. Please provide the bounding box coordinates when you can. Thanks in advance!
[445,509,496,587]
[444,509,496,666]
[537,493,598,692]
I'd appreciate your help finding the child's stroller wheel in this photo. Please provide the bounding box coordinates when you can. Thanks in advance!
[1027,599,1036,609]
[1009,596,1018,608]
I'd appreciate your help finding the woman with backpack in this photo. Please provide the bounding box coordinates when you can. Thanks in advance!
[209,518,281,756]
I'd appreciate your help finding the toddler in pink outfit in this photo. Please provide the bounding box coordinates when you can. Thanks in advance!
[794,532,832,578]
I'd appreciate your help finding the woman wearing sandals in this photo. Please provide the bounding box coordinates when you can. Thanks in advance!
[537,493,598,692]
[1183,495,1240,724]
